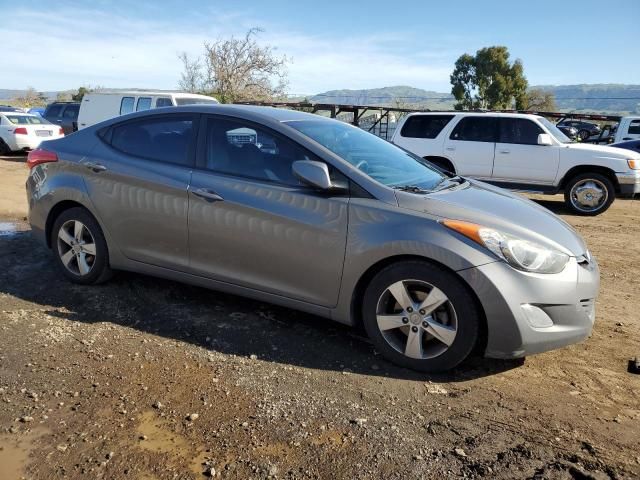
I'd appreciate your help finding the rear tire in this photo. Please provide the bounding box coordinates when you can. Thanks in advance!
[362,261,480,372]
[0,138,11,155]
[51,207,113,285]
[564,173,615,216]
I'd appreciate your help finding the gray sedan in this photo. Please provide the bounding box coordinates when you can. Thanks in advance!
[26,105,599,372]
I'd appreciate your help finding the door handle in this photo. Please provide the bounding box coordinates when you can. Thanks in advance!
[499,149,510,154]
[192,188,224,202]
[445,146,456,151]
[83,162,107,172]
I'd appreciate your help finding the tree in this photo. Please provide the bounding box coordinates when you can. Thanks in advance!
[12,87,48,108]
[178,28,289,103]
[450,46,528,110]
[56,91,72,102]
[523,88,557,111]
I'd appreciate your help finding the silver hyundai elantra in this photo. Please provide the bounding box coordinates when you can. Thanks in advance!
[26,105,599,372]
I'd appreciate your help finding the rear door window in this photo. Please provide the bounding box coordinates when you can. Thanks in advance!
[400,115,454,138]
[109,115,195,166]
[136,97,152,111]
[628,120,640,135]
[120,97,135,115]
[62,105,79,119]
[155,97,173,108]
[449,117,498,142]
[499,118,544,145]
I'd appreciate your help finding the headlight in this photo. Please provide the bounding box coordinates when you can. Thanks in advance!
[442,220,570,274]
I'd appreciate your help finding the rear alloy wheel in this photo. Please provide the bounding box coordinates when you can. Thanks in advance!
[51,207,112,284]
[578,129,590,141]
[362,261,479,372]
[564,173,615,216]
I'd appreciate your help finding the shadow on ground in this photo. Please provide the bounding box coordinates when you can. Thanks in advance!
[0,228,524,383]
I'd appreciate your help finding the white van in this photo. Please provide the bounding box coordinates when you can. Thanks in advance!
[77,90,219,130]
[613,116,640,143]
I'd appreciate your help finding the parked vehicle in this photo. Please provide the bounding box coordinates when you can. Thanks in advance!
[556,124,578,140]
[0,112,64,154]
[612,116,640,143]
[26,105,599,372]
[28,107,46,117]
[556,119,601,141]
[0,105,22,112]
[77,90,218,130]
[43,102,80,135]
[611,139,640,155]
[391,112,640,215]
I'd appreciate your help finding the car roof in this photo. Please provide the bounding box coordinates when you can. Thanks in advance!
[105,104,332,125]
[404,111,543,120]
[0,112,37,117]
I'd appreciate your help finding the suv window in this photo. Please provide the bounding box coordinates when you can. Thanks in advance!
[120,97,135,115]
[155,97,173,108]
[109,115,194,166]
[45,105,63,117]
[136,97,152,111]
[628,120,640,135]
[400,115,454,139]
[499,118,544,145]
[202,117,312,186]
[449,117,498,142]
[62,105,79,119]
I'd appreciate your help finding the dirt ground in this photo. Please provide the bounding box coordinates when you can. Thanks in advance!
[0,154,639,480]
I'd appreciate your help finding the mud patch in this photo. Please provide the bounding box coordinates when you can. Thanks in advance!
[0,427,49,479]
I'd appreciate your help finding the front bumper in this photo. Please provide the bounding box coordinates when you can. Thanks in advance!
[616,172,640,195]
[459,256,599,359]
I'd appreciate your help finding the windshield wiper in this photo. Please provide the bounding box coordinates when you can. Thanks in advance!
[393,185,429,194]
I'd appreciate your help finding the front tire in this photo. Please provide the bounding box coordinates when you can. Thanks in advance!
[564,173,615,216]
[51,207,112,284]
[362,261,480,372]
[578,129,590,141]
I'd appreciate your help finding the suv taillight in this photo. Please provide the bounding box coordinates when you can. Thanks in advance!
[58,127,65,136]
[27,148,58,169]
[14,127,28,135]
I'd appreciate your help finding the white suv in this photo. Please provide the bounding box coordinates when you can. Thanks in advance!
[391,112,640,215]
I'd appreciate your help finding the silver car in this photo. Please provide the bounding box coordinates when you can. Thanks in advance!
[26,105,599,372]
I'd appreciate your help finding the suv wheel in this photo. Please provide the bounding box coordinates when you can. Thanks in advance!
[51,207,112,284]
[564,173,615,216]
[362,261,479,372]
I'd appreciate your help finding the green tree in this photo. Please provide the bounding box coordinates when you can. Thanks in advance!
[450,46,528,110]
[523,88,557,111]
[72,87,90,101]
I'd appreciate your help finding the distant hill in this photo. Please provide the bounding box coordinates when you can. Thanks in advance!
[309,84,640,114]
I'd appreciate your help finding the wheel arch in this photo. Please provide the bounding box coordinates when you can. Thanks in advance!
[559,165,620,193]
[423,155,456,174]
[349,254,488,355]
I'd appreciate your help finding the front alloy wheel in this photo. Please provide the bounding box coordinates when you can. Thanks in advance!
[362,261,480,372]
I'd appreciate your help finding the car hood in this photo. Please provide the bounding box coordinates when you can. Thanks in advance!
[395,179,588,257]
[562,142,640,159]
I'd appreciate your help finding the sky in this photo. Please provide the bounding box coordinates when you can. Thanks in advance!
[1,0,638,94]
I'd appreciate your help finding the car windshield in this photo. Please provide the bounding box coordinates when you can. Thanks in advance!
[5,115,49,125]
[286,120,446,190]
[539,117,572,143]
[175,97,218,105]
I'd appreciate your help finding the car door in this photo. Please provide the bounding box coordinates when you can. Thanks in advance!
[82,113,197,270]
[442,116,497,178]
[188,115,349,307]
[492,117,560,185]
[60,104,79,134]
[393,114,455,157]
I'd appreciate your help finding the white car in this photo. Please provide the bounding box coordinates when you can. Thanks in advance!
[391,112,640,215]
[77,90,219,130]
[0,112,64,154]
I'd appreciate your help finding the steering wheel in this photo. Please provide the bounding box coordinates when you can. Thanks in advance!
[355,159,370,173]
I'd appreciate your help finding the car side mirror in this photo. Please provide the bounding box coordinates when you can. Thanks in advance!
[537,133,553,146]
[292,160,334,190]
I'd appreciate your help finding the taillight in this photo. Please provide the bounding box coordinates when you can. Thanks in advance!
[14,127,28,135]
[27,148,58,169]
[58,127,64,136]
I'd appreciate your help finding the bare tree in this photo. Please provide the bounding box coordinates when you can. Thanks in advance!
[178,53,204,93]
[12,87,47,108]
[178,28,289,103]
